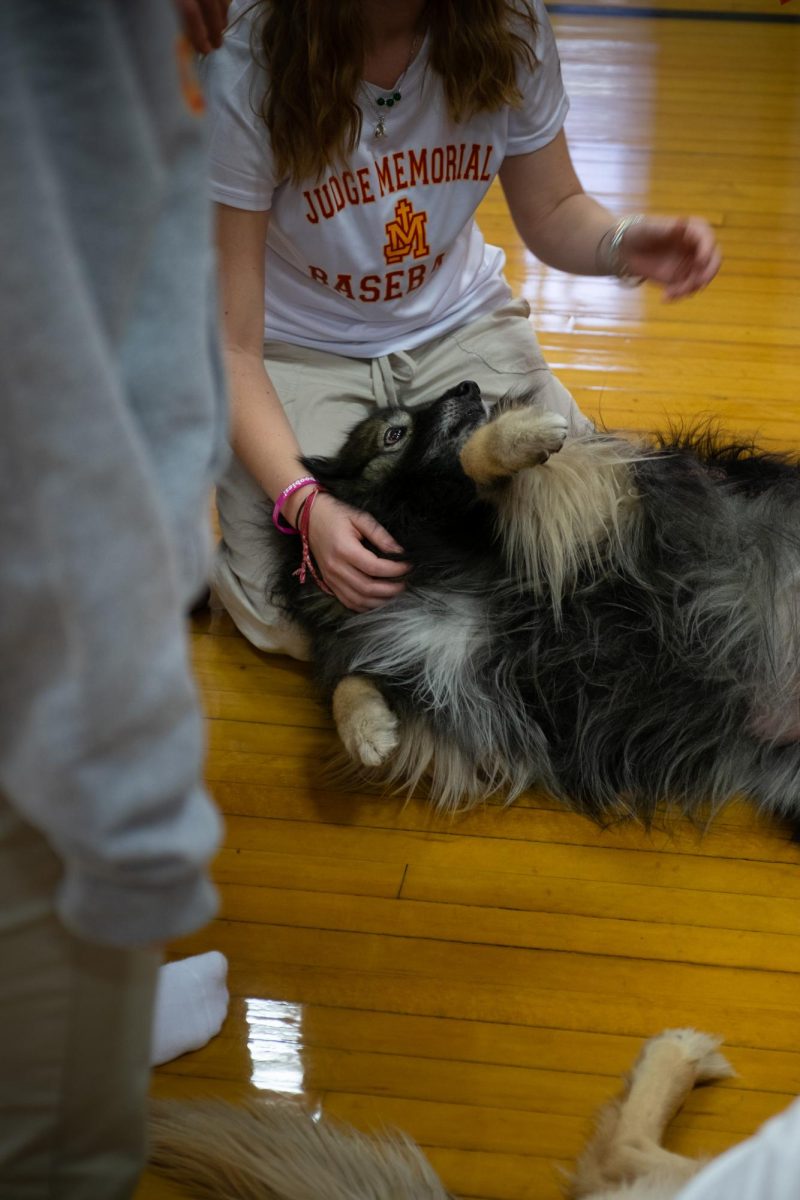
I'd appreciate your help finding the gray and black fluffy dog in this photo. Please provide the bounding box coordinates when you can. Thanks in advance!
[271,381,800,825]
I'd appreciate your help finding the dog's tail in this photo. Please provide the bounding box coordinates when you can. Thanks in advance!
[148,1097,451,1200]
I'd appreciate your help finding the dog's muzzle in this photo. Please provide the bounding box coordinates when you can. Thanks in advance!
[437,379,487,435]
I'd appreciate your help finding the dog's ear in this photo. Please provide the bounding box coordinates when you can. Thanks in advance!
[301,453,362,483]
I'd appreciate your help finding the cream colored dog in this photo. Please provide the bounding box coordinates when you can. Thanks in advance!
[568,1028,734,1199]
[150,1028,735,1199]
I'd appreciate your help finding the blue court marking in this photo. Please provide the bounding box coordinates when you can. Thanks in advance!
[546,4,800,23]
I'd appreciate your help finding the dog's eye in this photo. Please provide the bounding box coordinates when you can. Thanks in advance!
[384,426,406,447]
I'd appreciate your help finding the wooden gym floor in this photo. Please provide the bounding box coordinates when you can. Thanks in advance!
[139,5,800,1198]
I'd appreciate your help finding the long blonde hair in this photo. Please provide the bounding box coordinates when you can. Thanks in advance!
[250,1,539,184]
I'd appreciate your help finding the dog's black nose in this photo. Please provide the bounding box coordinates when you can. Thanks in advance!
[453,380,481,401]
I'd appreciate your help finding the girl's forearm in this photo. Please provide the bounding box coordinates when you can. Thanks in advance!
[522,191,618,277]
[224,348,310,527]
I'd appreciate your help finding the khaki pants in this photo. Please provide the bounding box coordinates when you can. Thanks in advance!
[214,298,589,653]
[0,796,159,1199]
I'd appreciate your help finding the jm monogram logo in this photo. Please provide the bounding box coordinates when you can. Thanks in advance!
[383,198,430,264]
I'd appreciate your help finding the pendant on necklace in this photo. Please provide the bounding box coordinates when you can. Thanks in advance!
[374,115,387,139]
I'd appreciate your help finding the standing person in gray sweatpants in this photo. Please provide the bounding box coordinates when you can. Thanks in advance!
[0,2,229,1196]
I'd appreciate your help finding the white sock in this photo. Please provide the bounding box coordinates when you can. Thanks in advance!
[150,950,229,1067]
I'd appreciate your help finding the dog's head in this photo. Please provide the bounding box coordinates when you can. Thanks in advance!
[303,381,490,542]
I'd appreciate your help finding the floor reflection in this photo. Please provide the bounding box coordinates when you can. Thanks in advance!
[245,997,305,1094]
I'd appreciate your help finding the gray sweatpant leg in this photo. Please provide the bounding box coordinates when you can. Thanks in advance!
[0,797,159,1200]
[0,2,226,1196]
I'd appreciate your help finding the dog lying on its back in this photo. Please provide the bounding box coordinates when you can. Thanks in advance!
[271,381,800,823]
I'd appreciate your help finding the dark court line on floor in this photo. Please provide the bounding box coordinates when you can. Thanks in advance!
[546,4,800,24]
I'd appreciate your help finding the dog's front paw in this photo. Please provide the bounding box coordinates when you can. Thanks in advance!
[490,408,570,473]
[531,411,570,457]
[460,408,568,484]
[332,675,400,768]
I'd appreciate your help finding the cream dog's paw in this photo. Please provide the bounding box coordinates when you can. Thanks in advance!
[531,411,570,457]
[332,675,399,767]
[461,408,568,484]
[348,703,400,768]
[491,408,569,472]
[638,1028,735,1085]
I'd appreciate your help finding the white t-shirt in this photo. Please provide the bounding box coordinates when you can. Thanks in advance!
[202,0,569,357]
[676,1096,800,1200]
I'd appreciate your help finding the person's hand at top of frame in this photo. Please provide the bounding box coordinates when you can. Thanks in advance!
[175,0,231,53]
[617,215,721,302]
[305,493,411,613]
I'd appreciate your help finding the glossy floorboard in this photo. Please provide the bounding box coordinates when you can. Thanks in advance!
[137,9,800,1200]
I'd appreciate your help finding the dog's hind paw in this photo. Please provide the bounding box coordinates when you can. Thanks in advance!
[354,716,400,767]
[348,703,400,767]
[332,675,400,768]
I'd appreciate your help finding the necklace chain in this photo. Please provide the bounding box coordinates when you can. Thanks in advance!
[362,31,422,140]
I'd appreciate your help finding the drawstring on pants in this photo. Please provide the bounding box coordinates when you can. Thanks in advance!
[369,350,417,408]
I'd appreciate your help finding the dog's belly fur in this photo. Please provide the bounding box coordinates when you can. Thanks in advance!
[335,582,552,808]
[326,530,800,819]
[272,394,800,824]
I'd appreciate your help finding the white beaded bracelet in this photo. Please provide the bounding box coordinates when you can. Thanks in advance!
[597,214,646,286]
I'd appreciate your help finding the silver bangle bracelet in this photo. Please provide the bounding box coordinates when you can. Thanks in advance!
[597,214,646,286]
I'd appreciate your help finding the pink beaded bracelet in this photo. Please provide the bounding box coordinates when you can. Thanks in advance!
[272,475,318,534]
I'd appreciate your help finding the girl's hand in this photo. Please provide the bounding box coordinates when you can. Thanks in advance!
[175,0,230,52]
[620,216,721,301]
[305,492,410,612]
